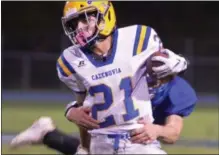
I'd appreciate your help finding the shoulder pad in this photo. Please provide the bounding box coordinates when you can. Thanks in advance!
[166,76,197,117]
[56,46,79,77]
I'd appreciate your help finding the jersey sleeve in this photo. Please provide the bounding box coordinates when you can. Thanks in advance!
[132,25,163,57]
[131,25,164,70]
[56,50,86,94]
[165,76,197,117]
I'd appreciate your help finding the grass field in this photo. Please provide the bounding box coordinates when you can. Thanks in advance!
[2,101,219,154]
[2,102,78,133]
[2,145,219,154]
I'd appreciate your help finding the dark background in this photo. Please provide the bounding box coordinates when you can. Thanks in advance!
[2,3,218,153]
[2,1,219,95]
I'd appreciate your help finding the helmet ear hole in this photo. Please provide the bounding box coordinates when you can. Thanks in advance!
[108,11,111,21]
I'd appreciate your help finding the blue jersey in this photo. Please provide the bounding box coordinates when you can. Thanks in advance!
[150,76,197,125]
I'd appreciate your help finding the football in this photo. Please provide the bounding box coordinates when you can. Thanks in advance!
[146,51,175,84]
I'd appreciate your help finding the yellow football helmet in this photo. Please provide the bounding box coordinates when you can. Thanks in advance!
[62,1,116,47]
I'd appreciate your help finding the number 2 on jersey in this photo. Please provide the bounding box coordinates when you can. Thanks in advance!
[89,77,139,128]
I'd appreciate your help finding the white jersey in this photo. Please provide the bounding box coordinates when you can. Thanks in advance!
[57,25,162,134]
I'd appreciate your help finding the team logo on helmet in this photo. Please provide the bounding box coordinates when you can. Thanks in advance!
[87,0,92,5]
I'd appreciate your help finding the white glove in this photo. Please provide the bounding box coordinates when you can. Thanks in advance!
[151,49,188,78]
[75,145,89,154]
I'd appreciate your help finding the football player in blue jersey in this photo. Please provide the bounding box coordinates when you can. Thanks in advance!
[10,1,196,154]
[130,74,197,145]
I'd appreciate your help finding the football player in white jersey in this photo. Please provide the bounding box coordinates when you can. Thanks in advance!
[10,1,188,154]
[10,74,197,155]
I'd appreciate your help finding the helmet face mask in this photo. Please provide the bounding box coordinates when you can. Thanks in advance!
[62,1,116,48]
[62,7,102,47]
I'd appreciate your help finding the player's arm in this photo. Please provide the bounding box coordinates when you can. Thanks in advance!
[132,77,197,144]
[132,95,196,144]
[57,53,98,152]
[137,25,188,78]
[156,77,197,144]
[152,48,188,78]
[58,79,94,153]
[56,53,94,123]
[58,76,99,150]
[65,101,92,153]
[151,29,188,77]
[64,101,92,153]
[155,115,183,144]
[131,116,183,144]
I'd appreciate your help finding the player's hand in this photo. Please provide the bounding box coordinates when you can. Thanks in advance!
[130,118,159,144]
[152,49,188,78]
[66,106,100,129]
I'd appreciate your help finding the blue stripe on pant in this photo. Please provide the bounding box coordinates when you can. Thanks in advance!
[107,133,130,153]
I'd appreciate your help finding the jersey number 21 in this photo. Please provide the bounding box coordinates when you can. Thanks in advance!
[89,77,139,128]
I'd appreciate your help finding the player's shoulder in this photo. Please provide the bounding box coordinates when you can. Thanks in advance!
[163,76,197,117]
[171,76,196,94]
[59,45,83,61]
[57,45,85,65]
[117,25,138,32]
[117,25,156,56]
[169,76,198,105]
[118,24,154,31]
[56,45,82,77]
[118,24,155,34]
